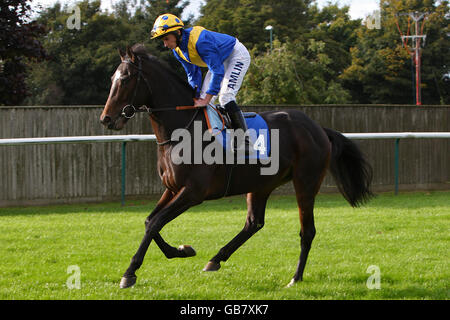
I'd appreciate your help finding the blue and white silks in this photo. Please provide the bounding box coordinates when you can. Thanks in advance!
[173,27,236,97]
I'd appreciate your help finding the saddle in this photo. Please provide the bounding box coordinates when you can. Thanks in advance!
[203,104,270,160]
[207,104,257,132]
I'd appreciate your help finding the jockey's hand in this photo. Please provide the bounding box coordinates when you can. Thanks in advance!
[194,94,213,107]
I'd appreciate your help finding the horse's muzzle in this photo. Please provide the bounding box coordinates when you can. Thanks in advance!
[100,115,112,126]
[100,113,127,130]
[100,115,116,130]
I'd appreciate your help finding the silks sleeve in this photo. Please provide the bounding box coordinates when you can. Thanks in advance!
[173,50,203,97]
[196,34,225,96]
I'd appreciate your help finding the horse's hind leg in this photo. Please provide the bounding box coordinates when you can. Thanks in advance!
[203,191,269,271]
[287,166,327,287]
[287,192,316,287]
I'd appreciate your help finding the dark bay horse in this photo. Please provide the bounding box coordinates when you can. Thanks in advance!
[100,44,373,288]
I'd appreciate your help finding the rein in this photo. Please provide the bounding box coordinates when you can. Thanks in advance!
[120,55,205,145]
[121,104,205,119]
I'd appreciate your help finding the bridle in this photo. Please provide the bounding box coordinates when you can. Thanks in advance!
[119,55,205,145]
[120,56,153,119]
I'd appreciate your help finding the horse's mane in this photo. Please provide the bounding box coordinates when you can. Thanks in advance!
[130,44,195,96]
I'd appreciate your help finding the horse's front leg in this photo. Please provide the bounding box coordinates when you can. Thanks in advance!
[153,234,197,259]
[120,187,201,288]
[150,189,197,259]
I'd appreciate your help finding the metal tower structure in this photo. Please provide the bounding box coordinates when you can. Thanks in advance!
[395,11,428,105]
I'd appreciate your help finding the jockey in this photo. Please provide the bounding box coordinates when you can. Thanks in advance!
[150,13,251,135]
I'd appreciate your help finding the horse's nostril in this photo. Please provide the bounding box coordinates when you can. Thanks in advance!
[101,115,112,125]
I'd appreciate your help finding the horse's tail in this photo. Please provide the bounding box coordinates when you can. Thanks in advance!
[323,127,374,207]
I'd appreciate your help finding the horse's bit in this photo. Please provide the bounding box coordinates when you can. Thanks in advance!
[121,56,153,119]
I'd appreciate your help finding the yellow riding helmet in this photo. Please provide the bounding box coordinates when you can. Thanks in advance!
[151,14,184,39]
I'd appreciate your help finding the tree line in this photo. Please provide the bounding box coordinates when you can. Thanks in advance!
[1,0,448,106]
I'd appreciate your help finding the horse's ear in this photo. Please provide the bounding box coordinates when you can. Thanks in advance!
[126,46,135,63]
[118,48,126,61]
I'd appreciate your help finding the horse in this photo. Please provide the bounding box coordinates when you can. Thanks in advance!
[100,44,374,289]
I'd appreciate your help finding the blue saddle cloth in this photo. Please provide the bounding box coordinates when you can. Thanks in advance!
[205,105,271,160]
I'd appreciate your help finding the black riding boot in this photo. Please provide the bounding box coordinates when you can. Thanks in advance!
[223,101,247,130]
[224,101,251,152]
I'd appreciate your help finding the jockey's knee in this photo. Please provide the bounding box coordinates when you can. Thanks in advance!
[219,94,237,108]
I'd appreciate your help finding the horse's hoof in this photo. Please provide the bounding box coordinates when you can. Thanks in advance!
[203,261,221,272]
[178,245,196,257]
[285,278,300,288]
[286,279,297,288]
[120,276,137,289]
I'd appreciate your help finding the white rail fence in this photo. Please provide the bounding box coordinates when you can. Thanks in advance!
[1,132,449,205]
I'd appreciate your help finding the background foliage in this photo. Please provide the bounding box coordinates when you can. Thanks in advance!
[1,0,448,106]
[0,0,47,105]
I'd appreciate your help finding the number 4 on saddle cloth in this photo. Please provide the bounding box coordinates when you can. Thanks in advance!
[203,104,271,160]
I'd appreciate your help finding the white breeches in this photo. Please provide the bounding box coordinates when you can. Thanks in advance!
[200,39,251,106]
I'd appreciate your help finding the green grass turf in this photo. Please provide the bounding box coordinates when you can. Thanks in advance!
[0,191,448,300]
